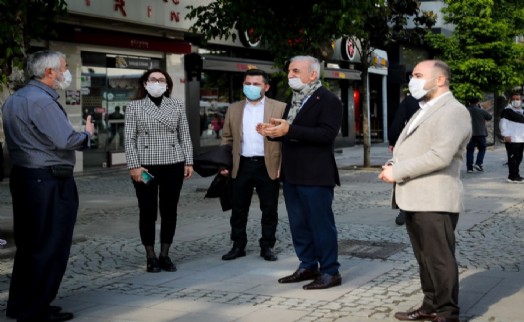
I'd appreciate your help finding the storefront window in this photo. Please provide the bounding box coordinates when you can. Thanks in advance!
[80,51,162,167]
[199,71,244,147]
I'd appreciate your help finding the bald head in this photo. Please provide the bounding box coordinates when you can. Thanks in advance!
[411,60,451,101]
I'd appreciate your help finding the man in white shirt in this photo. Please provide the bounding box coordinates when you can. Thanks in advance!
[219,69,286,261]
[500,93,524,183]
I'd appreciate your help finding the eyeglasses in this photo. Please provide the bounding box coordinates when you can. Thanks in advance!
[147,77,167,84]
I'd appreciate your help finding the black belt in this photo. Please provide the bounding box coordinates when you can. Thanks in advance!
[241,156,264,161]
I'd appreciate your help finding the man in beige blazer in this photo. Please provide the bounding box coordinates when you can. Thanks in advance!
[220,69,286,261]
[379,60,472,322]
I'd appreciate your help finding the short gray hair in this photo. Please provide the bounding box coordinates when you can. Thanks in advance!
[290,55,321,80]
[27,51,65,79]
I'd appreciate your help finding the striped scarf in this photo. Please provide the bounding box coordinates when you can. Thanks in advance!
[287,80,322,124]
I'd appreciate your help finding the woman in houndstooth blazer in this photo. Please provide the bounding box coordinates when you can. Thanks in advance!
[125,68,193,273]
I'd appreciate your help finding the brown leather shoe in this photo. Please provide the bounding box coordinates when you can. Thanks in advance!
[394,308,437,321]
[302,273,341,290]
[278,268,320,283]
[431,316,459,322]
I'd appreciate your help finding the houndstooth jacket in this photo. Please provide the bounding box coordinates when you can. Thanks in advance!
[125,96,193,169]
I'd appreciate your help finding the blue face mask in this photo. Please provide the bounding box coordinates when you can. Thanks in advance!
[243,84,263,101]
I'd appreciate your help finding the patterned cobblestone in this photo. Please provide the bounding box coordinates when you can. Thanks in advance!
[0,147,522,321]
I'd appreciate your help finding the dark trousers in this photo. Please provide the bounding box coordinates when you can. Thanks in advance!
[283,181,340,275]
[229,157,279,249]
[7,167,78,321]
[504,142,524,179]
[132,163,184,246]
[0,142,4,180]
[405,211,459,318]
[466,136,487,170]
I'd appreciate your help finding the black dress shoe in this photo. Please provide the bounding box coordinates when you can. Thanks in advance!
[159,256,177,272]
[44,311,74,322]
[394,308,437,321]
[147,257,161,273]
[48,305,62,314]
[6,305,63,319]
[302,273,342,290]
[222,247,246,260]
[260,247,278,261]
[278,268,320,283]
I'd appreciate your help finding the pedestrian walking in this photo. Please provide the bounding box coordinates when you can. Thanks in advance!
[2,50,94,322]
[379,59,472,322]
[219,68,286,262]
[125,68,193,273]
[257,55,343,290]
[465,97,492,173]
[500,93,524,183]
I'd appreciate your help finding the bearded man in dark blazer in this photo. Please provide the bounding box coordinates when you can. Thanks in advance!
[257,55,342,290]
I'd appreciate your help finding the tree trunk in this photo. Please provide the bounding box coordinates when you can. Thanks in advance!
[361,70,371,167]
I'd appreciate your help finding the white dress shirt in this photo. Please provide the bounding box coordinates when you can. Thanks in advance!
[242,98,265,157]
[407,91,452,135]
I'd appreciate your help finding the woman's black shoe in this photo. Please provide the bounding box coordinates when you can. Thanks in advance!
[159,256,177,272]
[147,257,161,273]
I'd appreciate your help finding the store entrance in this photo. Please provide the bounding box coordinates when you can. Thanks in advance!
[80,52,162,168]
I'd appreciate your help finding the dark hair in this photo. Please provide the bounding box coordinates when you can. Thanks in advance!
[244,68,270,84]
[467,97,480,105]
[134,68,173,99]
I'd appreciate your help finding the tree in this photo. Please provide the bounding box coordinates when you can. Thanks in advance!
[0,0,68,93]
[186,0,436,166]
[426,0,524,140]
[426,0,524,102]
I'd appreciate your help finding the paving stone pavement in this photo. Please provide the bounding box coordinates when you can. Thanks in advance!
[0,144,523,322]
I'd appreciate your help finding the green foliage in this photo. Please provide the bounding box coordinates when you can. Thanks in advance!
[427,0,524,102]
[186,0,436,69]
[0,0,68,90]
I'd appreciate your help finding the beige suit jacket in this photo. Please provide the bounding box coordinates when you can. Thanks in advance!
[391,93,472,213]
[221,98,286,180]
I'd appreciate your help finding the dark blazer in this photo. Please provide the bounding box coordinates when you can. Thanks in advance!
[280,86,342,186]
[388,95,419,146]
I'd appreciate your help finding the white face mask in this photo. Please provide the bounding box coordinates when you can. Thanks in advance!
[56,70,72,90]
[145,82,167,98]
[511,100,522,108]
[288,77,306,91]
[408,77,430,100]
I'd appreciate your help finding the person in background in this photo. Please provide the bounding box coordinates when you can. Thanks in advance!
[388,94,420,225]
[258,55,343,290]
[500,93,524,183]
[465,97,492,173]
[379,60,471,322]
[125,68,193,273]
[107,105,125,149]
[2,50,94,322]
[211,114,223,139]
[219,69,286,262]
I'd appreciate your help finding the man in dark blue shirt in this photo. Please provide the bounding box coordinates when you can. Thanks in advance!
[2,50,93,322]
